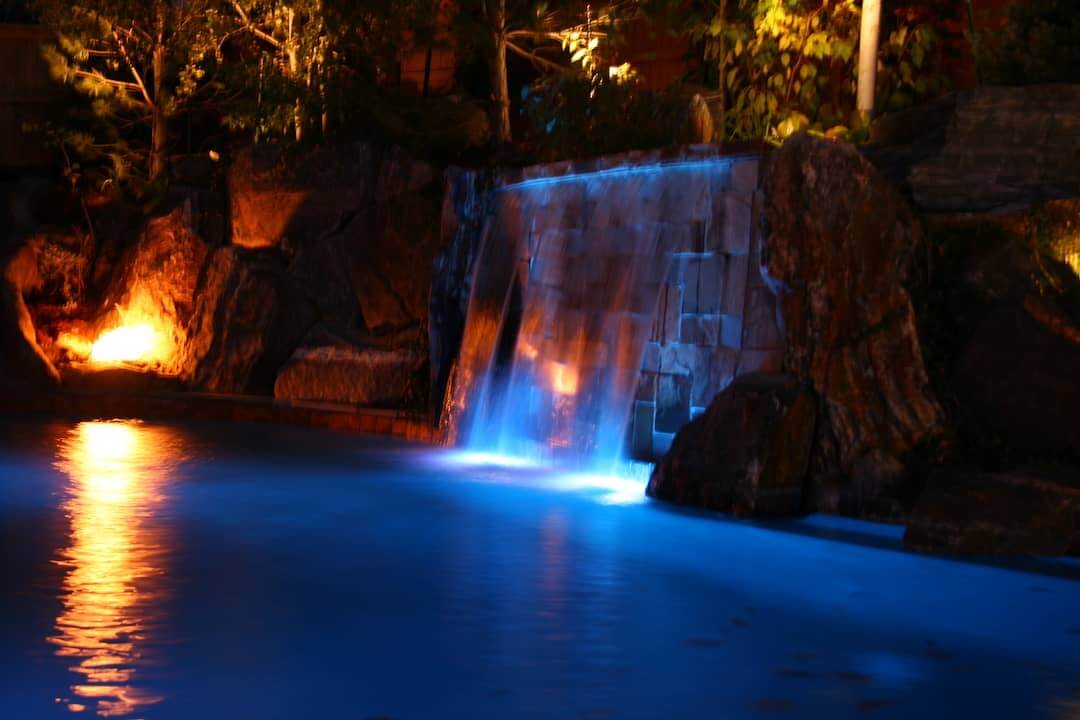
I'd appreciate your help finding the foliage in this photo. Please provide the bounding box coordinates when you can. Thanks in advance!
[521,74,691,161]
[876,6,948,113]
[31,0,440,189]
[974,0,1080,86]
[690,0,946,143]
[208,0,437,144]
[453,0,645,144]
[32,0,220,181]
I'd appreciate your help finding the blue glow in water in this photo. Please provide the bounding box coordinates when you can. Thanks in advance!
[460,157,736,479]
[3,420,1079,719]
[438,450,652,505]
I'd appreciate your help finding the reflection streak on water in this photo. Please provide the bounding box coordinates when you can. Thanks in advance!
[48,421,181,717]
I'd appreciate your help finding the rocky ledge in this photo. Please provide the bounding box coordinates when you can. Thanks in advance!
[650,133,1080,556]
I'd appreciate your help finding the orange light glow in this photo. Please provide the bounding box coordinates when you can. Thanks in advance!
[1066,252,1080,278]
[50,421,181,717]
[88,324,159,364]
[549,362,579,396]
[57,292,176,371]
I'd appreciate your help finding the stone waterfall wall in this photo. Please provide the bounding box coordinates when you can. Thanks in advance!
[627,154,782,458]
[443,147,783,460]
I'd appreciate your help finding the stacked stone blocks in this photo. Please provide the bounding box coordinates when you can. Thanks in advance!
[458,148,784,460]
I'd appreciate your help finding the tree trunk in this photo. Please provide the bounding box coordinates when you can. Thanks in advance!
[286,9,303,144]
[422,45,433,98]
[856,0,883,119]
[150,42,167,181]
[490,0,511,145]
[718,0,727,143]
[965,0,981,86]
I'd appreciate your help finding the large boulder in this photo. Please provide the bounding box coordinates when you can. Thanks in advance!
[228,143,376,251]
[180,246,318,394]
[85,209,208,372]
[287,233,359,331]
[646,374,817,516]
[187,143,446,403]
[349,146,440,333]
[905,469,1080,556]
[910,86,1080,212]
[925,212,1080,459]
[230,143,441,336]
[761,134,943,513]
[273,325,425,408]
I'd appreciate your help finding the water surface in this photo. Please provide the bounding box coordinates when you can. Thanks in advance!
[1,418,1077,719]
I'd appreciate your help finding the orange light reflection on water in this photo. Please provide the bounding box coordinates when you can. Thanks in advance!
[49,421,181,717]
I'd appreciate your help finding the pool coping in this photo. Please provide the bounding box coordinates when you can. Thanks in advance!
[0,387,442,444]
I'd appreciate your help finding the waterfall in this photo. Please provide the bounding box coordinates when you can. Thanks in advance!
[451,154,755,474]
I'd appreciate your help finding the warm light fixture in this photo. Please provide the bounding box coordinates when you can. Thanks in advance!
[56,291,176,371]
[549,362,579,396]
[89,323,158,364]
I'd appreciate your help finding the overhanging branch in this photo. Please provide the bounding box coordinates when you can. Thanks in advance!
[506,40,567,72]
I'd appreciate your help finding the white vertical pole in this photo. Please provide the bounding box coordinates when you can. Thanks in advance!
[857,0,883,118]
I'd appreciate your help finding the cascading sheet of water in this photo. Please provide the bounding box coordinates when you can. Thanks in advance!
[453,158,736,475]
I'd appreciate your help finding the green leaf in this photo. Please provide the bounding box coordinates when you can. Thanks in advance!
[912,43,925,69]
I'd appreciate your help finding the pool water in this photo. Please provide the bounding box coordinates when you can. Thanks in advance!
[0,418,1077,719]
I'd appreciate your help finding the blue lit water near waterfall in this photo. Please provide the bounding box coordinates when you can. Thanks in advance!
[1,418,1078,719]
[457,158,736,477]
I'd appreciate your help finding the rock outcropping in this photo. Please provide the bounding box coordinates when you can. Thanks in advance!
[761,134,943,515]
[910,86,1080,212]
[273,326,424,408]
[221,144,443,407]
[647,374,816,516]
[905,469,1080,556]
[918,208,1080,461]
[181,247,318,394]
[98,209,208,372]
[1,244,60,390]
[651,135,942,520]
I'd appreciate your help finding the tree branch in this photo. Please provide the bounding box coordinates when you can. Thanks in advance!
[228,1,283,48]
[72,68,148,98]
[115,23,153,47]
[112,30,155,107]
[506,40,568,72]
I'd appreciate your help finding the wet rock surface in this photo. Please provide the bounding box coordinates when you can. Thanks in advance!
[647,373,816,516]
[761,134,943,506]
[429,167,489,411]
[905,469,1080,556]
